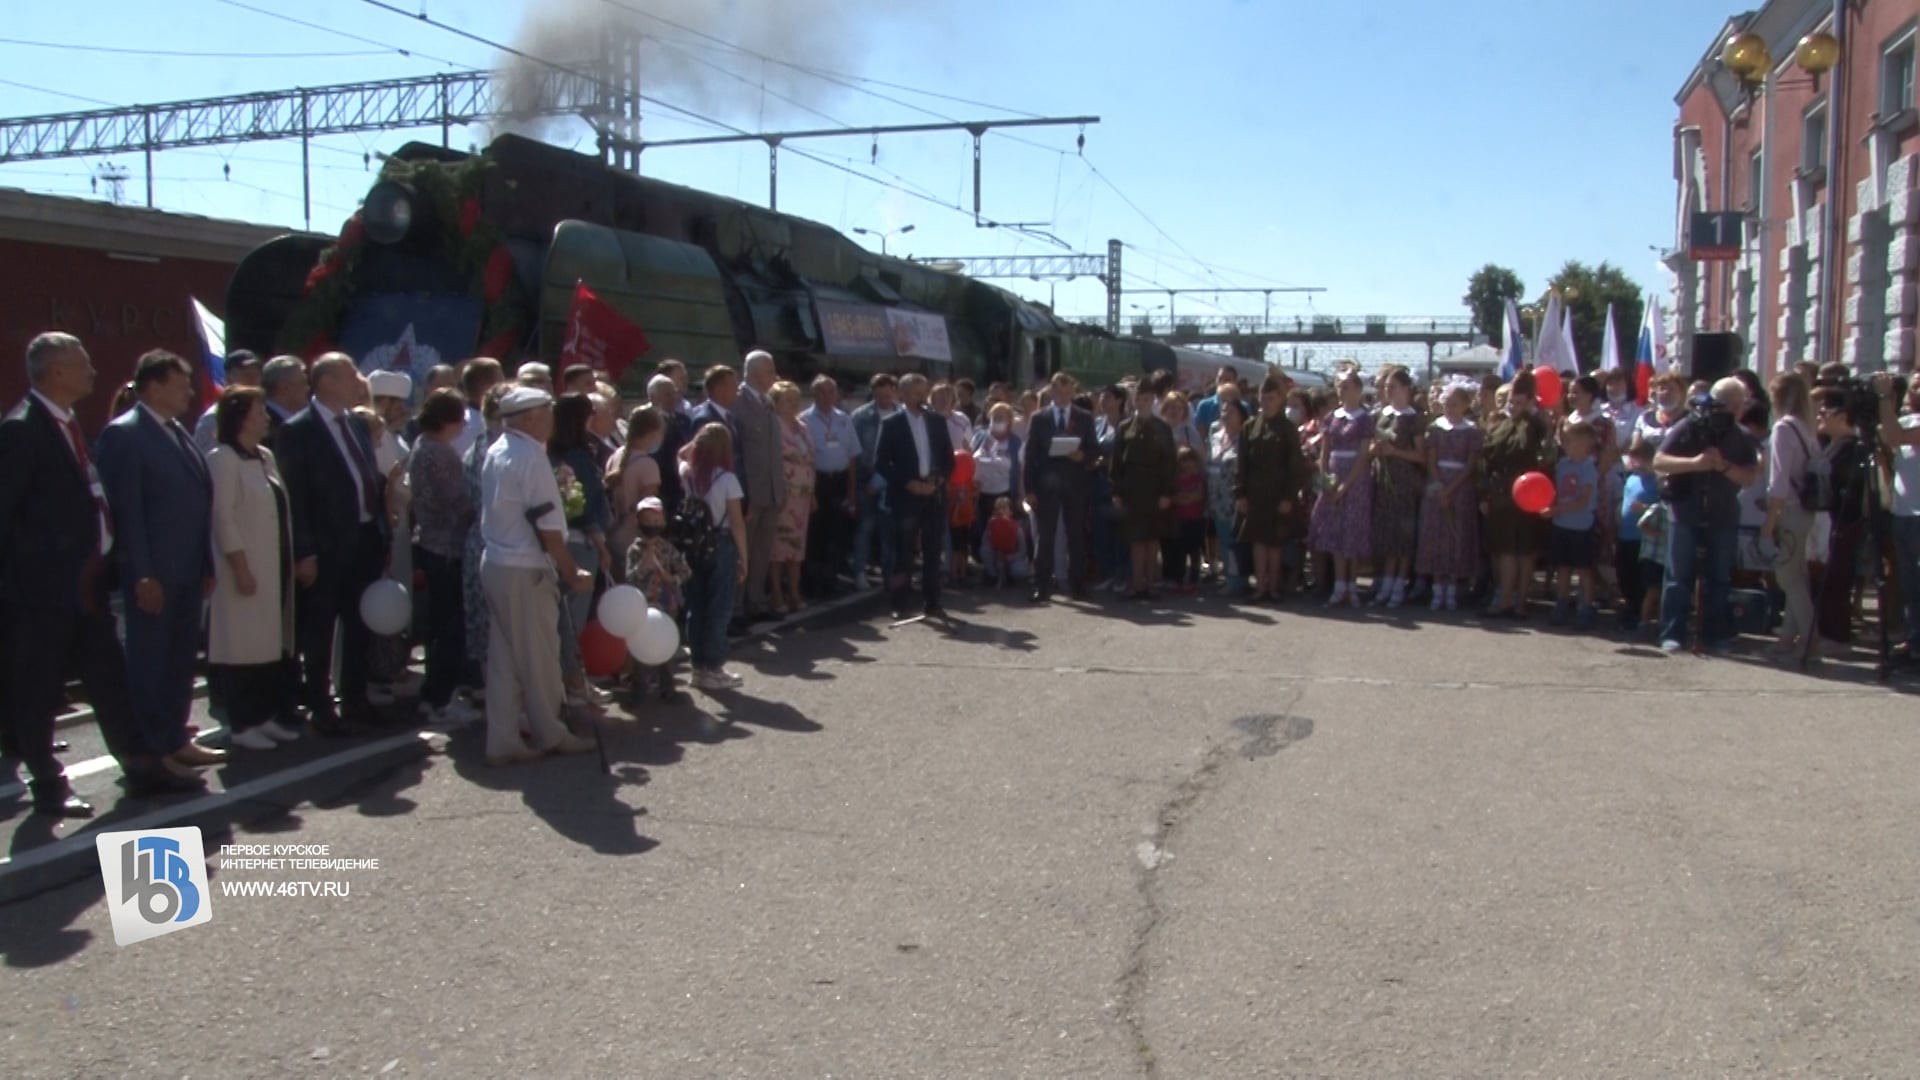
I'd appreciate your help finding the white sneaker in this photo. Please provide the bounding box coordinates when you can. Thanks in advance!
[366,685,398,707]
[424,701,479,728]
[230,727,279,750]
[259,719,303,742]
[692,668,744,691]
[1430,590,1445,612]
[1325,583,1348,608]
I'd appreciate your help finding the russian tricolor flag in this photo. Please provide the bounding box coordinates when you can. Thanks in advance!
[1633,295,1667,404]
[1499,299,1525,380]
[192,298,227,410]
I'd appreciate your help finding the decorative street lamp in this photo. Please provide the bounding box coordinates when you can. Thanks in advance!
[852,223,915,256]
[1717,25,1843,367]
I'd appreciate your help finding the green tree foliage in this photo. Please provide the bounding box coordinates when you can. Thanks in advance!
[1548,261,1644,374]
[1463,264,1525,348]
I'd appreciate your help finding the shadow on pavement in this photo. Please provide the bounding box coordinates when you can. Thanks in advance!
[444,724,659,857]
[0,718,432,968]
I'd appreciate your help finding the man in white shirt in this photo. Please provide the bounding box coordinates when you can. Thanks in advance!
[479,387,596,766]
[801,375,858,594]
[1873,373,1920,659]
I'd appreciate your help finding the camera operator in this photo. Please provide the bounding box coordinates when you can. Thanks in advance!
[1872,372,1920,659]
[1653,376,1761,653]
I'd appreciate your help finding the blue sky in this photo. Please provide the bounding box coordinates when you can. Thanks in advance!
[0,0,1734,332]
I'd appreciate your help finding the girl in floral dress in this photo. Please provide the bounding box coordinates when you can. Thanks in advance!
[1207,401,1246,594]
[1367,368,1425,608]
[1307,369,1376,607]
[1416,380,1484,611]
[770,381,815,614]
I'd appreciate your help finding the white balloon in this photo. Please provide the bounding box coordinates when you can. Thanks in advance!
[359,579,411,636]
[626,607,680,666]
[597,584,648,638]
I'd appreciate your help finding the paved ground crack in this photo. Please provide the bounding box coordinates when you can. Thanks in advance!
[1116,691,1309,1077]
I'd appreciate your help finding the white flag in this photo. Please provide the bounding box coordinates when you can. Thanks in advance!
[1598,303,1621,372]
[1561,305,1580,373]
[1534,292,1568,370]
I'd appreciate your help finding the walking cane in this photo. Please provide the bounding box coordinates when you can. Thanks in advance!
[530,502,611,775]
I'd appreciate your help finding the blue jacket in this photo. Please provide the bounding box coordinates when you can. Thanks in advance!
[95,404,213,586]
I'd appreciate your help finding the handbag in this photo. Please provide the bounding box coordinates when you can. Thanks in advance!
[1788,423,1833,514]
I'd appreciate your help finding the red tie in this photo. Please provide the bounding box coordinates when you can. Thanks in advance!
[62,415,113,549]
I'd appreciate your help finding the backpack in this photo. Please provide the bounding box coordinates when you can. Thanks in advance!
[670,491,722,572]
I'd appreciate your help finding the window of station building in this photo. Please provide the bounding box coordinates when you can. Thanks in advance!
[1882,31,1916,118]
[1800,104,1827,179]
[1748,148,1763,208]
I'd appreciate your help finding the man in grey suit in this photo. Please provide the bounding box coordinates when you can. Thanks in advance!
[735,350,788,620]
[95,349,226,774]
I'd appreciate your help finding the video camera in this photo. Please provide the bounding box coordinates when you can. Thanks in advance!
[1686,390,1737,442]
[1822,374,1884,439]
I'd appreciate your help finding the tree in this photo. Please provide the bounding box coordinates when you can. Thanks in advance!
[1547,260,1645,375]
[1463,264,1525,348]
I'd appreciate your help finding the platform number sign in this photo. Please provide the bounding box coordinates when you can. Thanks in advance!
[1688,211,1746,261]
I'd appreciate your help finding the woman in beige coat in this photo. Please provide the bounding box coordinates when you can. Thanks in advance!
[208,387,300,751]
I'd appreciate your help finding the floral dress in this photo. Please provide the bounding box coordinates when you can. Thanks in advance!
[1306,407,1376,558]
[1369,405,1424,561]
[1416,418,1483,578]
[773,419,815,562]
[461,427,493,672]
[1207,425,1240,527]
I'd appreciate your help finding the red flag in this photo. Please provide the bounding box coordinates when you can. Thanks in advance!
[560,282,652,383]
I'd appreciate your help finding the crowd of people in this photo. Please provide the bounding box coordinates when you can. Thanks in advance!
[4,327,1918,820]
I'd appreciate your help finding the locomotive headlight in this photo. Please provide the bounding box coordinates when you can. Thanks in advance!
[363,181,415,245]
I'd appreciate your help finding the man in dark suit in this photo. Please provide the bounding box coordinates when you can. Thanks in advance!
[1022,371,1098,602]
[96,350,225,775]
[687,363,743,455]
[646,372,691,515]
[875,373,955,620]
[259,354,309,449]
[0,333,202,816]
[276,352,390,733]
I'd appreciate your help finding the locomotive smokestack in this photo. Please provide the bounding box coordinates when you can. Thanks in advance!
[494,0,881,143]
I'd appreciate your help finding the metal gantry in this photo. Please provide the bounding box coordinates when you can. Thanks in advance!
[0,69,616,225]
[604,115,1100,217]
[914,243,1122,332]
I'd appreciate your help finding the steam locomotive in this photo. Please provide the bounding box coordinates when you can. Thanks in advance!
[222,133,1278,397]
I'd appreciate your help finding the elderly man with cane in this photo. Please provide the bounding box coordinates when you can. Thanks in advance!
[478,387,597,767]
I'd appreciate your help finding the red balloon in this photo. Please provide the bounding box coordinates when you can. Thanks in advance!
[951,448,976,489]
[1531,364,1564,409]
[578,618,628,678]
[1512,471,1555,515]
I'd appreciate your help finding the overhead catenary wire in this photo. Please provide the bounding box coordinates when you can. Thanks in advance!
[211,0,470,68]
[0,36,392,60]
[352,0,1073,240]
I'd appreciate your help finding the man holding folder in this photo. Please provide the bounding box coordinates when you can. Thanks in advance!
[1023,371,1097,603]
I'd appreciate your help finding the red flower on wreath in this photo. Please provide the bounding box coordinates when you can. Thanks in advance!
[304,261,336,293]
[340,215,366,250]
[483,247,514,301]
[459,198,481,237]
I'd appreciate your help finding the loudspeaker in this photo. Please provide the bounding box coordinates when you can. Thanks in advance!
[1690,332,1743,382]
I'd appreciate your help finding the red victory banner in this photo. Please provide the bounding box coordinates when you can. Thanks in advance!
[560,282,653,382]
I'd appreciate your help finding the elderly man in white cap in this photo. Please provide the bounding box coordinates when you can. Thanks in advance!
[479,386,596,765]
